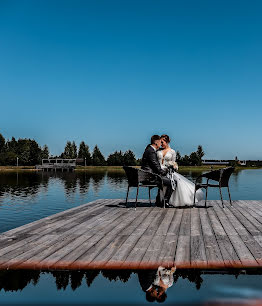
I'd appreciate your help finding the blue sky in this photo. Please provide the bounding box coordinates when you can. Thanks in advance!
[0,0,262,159]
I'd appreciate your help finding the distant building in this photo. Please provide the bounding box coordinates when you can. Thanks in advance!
[202,160,230,165]
[202,159,262,167]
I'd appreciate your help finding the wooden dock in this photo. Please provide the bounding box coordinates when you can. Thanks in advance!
[1,199,262,270]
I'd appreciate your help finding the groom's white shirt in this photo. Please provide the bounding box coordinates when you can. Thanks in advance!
[150,145,156,151]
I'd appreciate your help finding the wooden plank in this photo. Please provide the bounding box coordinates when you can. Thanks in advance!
[191,207,201,236]
[206,206,226,236]
[190,207,207,268]
[199,207,224,268]
[29,202,113,235]
[37,205,129,269]
[238,201,262,218]
[14,205,124,269]
[234,201,262,233]
[191,235,207,268]
[212,203,239,236]
[215,235,240,267]
[174,209,191,268]
[158,234,177,267]
[155,209,176,236]
[199,207,214,236]
[2,199,104,237]
[179,208,191,236]
[203,235,224,268]
[61,208,151,269]
[0,203,115,258]
[240,235,262,264]
[166,208,183,235]
[0,200,108,254]
[175,235,190,268]
[212,201,258,267]
[206,205,240,267]
[119,208,153,236]
[226,204,261,236]
[139,235,165,268]
[0,202,120,268]
[103,207,157,267]
[123,209,168,268]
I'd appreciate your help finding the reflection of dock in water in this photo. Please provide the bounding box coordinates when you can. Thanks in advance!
[1,199,262,270]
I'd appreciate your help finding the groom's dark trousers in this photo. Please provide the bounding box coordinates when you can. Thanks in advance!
[141,145,172,205]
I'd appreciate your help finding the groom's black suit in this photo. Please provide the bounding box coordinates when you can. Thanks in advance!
[141,145,173,205]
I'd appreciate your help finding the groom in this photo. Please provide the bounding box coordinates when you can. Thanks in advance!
[141,135,173,208]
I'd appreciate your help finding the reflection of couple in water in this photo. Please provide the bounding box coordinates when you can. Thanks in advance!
[138,266,176,303]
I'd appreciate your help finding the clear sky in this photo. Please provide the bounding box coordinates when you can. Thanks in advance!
[1,0,262,159]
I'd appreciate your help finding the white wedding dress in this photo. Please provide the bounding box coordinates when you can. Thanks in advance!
[157,148,204,206]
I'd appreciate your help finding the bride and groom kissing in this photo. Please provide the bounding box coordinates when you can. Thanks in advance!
[141,134,203,208]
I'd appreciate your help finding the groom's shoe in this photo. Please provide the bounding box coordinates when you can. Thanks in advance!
[165,202,175,208]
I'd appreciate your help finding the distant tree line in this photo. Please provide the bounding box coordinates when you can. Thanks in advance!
[0,133,205,166]
[61,140,137,166]
[176,145,205,166]
[0,134,49,166]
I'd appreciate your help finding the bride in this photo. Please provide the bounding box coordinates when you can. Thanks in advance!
[157,134,204,207]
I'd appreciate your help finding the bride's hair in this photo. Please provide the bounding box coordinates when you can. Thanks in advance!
[161,134,171,143]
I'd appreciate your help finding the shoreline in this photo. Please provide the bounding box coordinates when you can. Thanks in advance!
[0,165,261,172]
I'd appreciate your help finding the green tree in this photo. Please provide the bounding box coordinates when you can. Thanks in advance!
[176,150,181,163]
[181,154,190,166]
[92,145,106,166]
[4,151,17,165]
[196,145,205,165]
[28,139,42,165]
[41,145,49,159]
[0,133,5,153]
[107,151,123,166]
[63,141,73,158]
[16,139,31,165]
[6,137,17,154]
[72,141,77,158]
[189,152,199,166]
[0,133,6,165]
[123,150,136,166]
[78,141,92,165]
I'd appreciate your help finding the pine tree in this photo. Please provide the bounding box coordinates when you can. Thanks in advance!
[41,145,49,159]
[176,151,181,163]
[92,145,106,166]
[123,150,136,166]
[78,141,92,165]
[107,151,123,165]
[72,141,77,158]
[196,145,205,166]
[63,141,73,158]
[0,133,5,153]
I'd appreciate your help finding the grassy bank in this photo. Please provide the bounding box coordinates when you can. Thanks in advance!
[0,166,36,172]
[0,165,261,172]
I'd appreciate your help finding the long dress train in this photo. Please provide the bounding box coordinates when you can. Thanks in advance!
[157,148,203,206]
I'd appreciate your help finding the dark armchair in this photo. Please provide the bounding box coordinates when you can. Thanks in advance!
[193,167,234,207]
[123,166,165,209]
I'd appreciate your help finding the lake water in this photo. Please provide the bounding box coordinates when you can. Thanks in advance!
[0,169,262,305]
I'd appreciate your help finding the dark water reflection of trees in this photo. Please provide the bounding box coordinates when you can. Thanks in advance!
[0,171,106,201]
[0,170,242,203]
[0,268,260,292]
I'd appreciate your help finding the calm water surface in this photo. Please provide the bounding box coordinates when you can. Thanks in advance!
[0,169,262,305]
